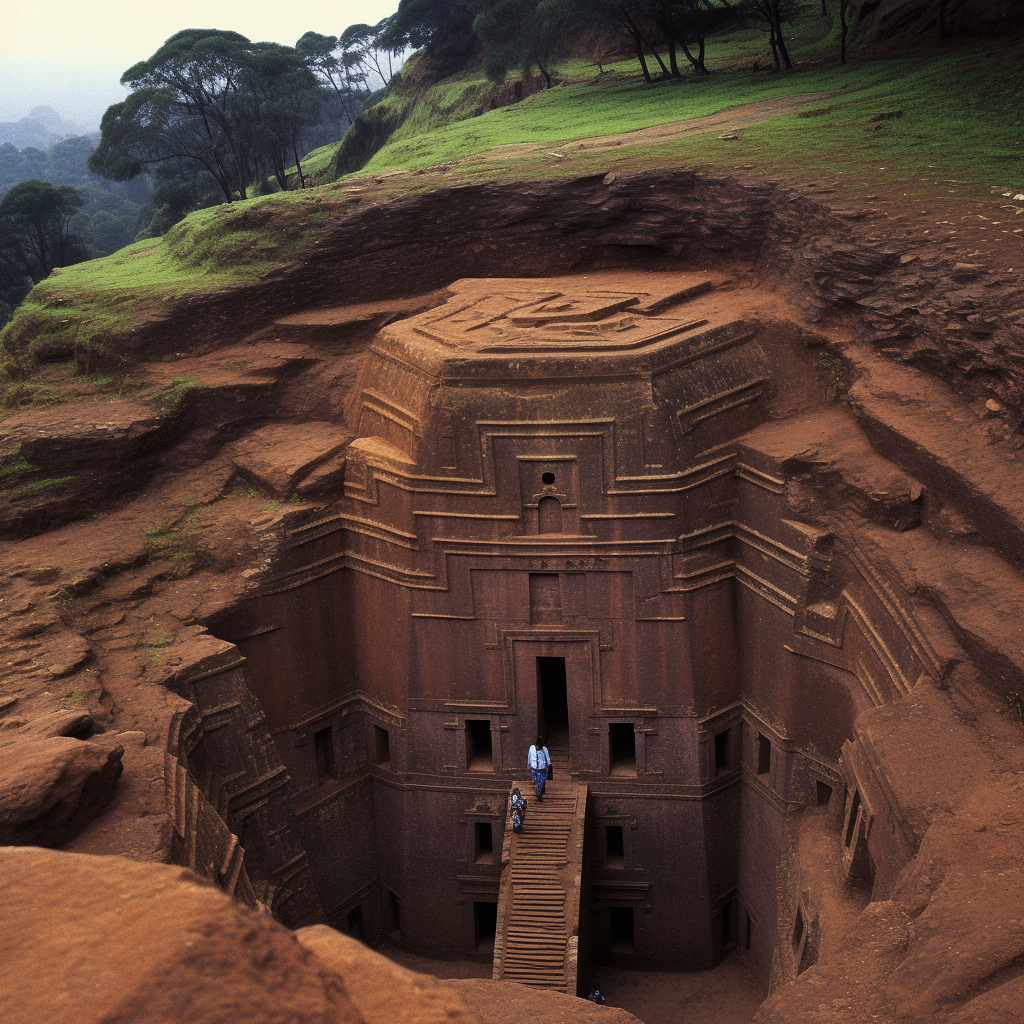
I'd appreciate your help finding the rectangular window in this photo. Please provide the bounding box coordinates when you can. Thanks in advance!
[466,720,493,771]
[475,822,494,863]
[721,899,735,948]
[314,726,336,784]
[606,825,625,869]
[474,901,497,949]
[757,732,772,777]
[714,727,736,774]
[609,723,636,776]
[609,906,635,950]
[745,911,753,951]
[374,725,391,768]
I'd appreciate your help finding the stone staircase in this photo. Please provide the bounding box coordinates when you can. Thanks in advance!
[493,753,587,994]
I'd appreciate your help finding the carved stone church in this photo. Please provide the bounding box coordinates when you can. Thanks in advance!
[215,272,935,983]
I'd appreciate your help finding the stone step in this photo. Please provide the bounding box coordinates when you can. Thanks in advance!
[847,349,1024,572]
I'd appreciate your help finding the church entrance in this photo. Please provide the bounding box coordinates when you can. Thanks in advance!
[537,656,569,757]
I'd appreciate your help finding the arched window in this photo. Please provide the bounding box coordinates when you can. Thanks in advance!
[538,495,563,534]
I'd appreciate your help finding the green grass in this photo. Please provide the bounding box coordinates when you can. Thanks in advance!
[656,51,1024,186]
[0,193,336,375]
[158,375,196,406]
[0,455,31,478]
[2,7,1020,381]
[358,51,1023,186]
[143,506,204,563]
[14,475,73,495]
[297,141,342,177]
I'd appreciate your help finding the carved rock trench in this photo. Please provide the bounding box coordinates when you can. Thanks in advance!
[0,169,1022,1023]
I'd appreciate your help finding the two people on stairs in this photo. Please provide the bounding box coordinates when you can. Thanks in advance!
[528,736,551,800]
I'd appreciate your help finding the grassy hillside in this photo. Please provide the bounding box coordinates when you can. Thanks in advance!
[2,8,1021,394]
[361,50,1023,188]
[0,196,333,379]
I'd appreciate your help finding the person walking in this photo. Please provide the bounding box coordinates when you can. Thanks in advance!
[528,736,551,801]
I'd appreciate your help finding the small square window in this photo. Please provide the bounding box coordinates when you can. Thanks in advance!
[714,726,737,774]
[610,723,636,776]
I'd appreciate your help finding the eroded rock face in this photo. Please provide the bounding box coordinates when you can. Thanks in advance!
[756,776,1024,1024]
[0,735,123,846]
[0,849,639,1024]
[0,848,363,1024]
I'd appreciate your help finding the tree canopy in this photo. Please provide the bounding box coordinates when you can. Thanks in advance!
[0,179,90,322]
[89,29,324,202]
[383,0,482,49]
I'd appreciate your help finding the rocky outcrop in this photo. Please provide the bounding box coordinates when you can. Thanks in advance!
[0,848,363,1024]
[0,164,1022,1022]
[0,848,640,1024]
[0,734,123,846]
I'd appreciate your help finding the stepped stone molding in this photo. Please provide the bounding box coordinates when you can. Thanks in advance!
[212,275,977,977]
[159,635,324,928]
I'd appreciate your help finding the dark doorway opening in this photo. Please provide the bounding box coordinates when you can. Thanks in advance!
[466,720,493,771]
[609,722,637,776]
[474,901,497,950]
[475,822,494,863]
[609,906,635,950]
[816,780,833,807]
[346,904,363,941]
[606,825,625,868]
[537,657,569,751]
[314,726,337,784]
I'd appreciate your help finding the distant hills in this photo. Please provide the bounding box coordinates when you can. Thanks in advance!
[0,106,85,150]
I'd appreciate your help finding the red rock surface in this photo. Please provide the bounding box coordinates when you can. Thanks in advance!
[0,847,365,1024]
[0,735,123,846]
[0,167,1022,1023]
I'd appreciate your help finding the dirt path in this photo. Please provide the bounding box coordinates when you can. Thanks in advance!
[486,93,835,160]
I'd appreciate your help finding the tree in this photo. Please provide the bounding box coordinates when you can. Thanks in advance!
[234,43,323,190]
[89,29,324,203]
[742,0,798,71]
[341,20,404,88]
[646,1,738,77]
[296,31,367,128]
[382,0,482,49]
[0,180,89,282]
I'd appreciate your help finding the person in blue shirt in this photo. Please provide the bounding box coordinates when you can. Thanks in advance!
[528,736,551,801]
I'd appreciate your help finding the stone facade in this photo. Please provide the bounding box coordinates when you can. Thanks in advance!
[215,275,940,978]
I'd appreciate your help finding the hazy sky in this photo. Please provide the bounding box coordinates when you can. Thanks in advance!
[0,0,400,128]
